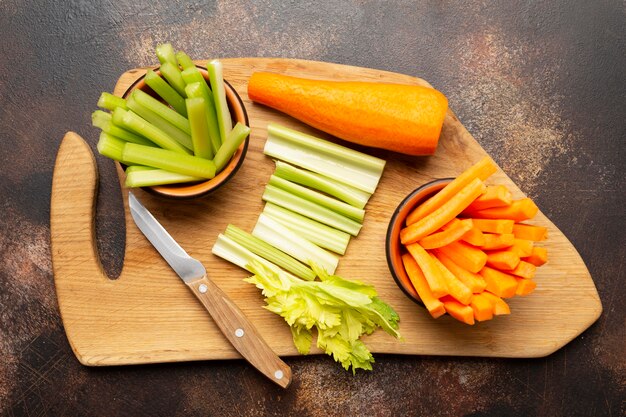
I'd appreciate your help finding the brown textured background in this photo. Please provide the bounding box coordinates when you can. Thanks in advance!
[1,1,624,416]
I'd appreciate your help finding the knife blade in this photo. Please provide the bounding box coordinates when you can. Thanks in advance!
[128,192,291,388]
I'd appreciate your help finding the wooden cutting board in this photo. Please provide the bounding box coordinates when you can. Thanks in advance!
[50,58,602,366]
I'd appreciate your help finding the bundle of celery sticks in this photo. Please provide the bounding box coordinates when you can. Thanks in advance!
[92,44,249,187]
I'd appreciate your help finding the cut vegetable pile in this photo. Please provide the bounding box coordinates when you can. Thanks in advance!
[93,44,249,187]
[399,157,548,325]
[212,124,401,372]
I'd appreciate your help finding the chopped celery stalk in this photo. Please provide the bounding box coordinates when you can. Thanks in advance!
[213,122,249,172]
[97,132,126,161]
[184,80,221,152]
[92,110,154,146]
[186,97,213,159]
[125,165,155,173]
[126,96,193,151]
[264,123,386,194]
[263,184,362,236]
[225,225,315,281]
[117,108,191,154]
[160,62,187,98]
[97,92,127,111]
[252,214,338,275]
[263,203,350,255]
[122,143,216,179]
[268,175,365,222]
[125,169,203,188]
[155,43,177,67]
[273,161,371,209]
[207,60,232,142]
[131,89,191,134]
[145,70,187,116]
[175,51,195,70]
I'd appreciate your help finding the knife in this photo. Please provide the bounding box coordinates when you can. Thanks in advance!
[128,192,292,388]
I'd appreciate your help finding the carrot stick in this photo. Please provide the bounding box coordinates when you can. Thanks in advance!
[441,296,475,325]
[479,233,515,250]
[461,226,486,246]
[437,241,487,273]
[465,198,539,222]
[470,219,514,234]
[434,250,487,293]
[481,291,511,315]
[430,253,473,305]
[512,223,547,241]
[503,260,536,279]
[479,267,518,298]
[514,278,537,296]
[510,238,534,257]
[463,185,512,212]
[401,178,486,244]
[470,293,494,322]
[406,157,497,224]
[401,254,446,318]
[485,250,520,270]
[418,219,473,249]
[406,243,449,298]
[523,247,548,266]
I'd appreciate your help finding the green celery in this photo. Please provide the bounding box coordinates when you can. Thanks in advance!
[225,225,315,281]
[175,51,195,70]
[155,43,177,67]
[125,169,202,188]
[184,80,221,153]
[117,108,191,154]
[159,61,187,98]
[263,185,362,236]
[252,214,338,275]
[97,132,126,161]
[263,203,350,255]
[97,92,127,111]
[273,161,371,209]
[207,60,232,142]
[145,70,187,116]
[125,165,155,173]
[92,110,154,146]
[186,97,213,159]
[264,123,386,194]
[131,89,191,134]
[122,143,216,178]
[268,175,365,222]
[213,122,249,172]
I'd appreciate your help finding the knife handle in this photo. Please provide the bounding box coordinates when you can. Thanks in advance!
[186,275,292,388]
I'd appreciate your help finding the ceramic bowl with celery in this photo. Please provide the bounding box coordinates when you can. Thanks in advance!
[92,44,250,199]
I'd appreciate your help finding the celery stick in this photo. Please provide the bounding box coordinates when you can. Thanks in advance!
[145,70,187,116]
[225,225,315,281]
[253,214,338,275]
[263,185,362,236]
[92,110,155,146]
[264,123,386,194]
[273,161,371,209]
[97,132,126,161]
[131,89,191,134]
[156,43,177,67]
[97,92,127,111]
[122,143,216,178]
[117,108,191,154]
[269,175,365,222]
[125,169,203,188]
[175,51,195,70]
[207,60,232,142]
[125,165,155,173]
[213,122,249,172]
[263,203,350,255]
[160,62,187,98]
[185,81,221,152]
[126,96,193,151]
[186,97,213,159]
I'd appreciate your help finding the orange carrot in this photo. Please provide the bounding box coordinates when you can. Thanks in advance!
[470,293,494,322]
[504,260,537,279]
[466,198,539,222]
[418,219,473,249]
[441,296,475,325]
[523,247,548,266]
[481,291,511,315]
[470,219,514,234]
[486,250,520,270]
[406,243,449,298]
[461,226,486,246]
[512,223,547,241]
[247,72,448,155]
[464,185,512,212]
[406,157,497,223]
[401,254,446,318]
[434,250,487,293]
[514,278,537,296]
[510,238,534,257]
[430,254,473,305]
[438,241,487,273]
[479,267,518,298]
[479,233,515,250]
[401,178,486,244]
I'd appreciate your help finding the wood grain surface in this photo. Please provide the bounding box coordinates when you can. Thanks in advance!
[50,58,602,366]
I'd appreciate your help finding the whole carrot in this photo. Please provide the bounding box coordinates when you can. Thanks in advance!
[248,72,448,155]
